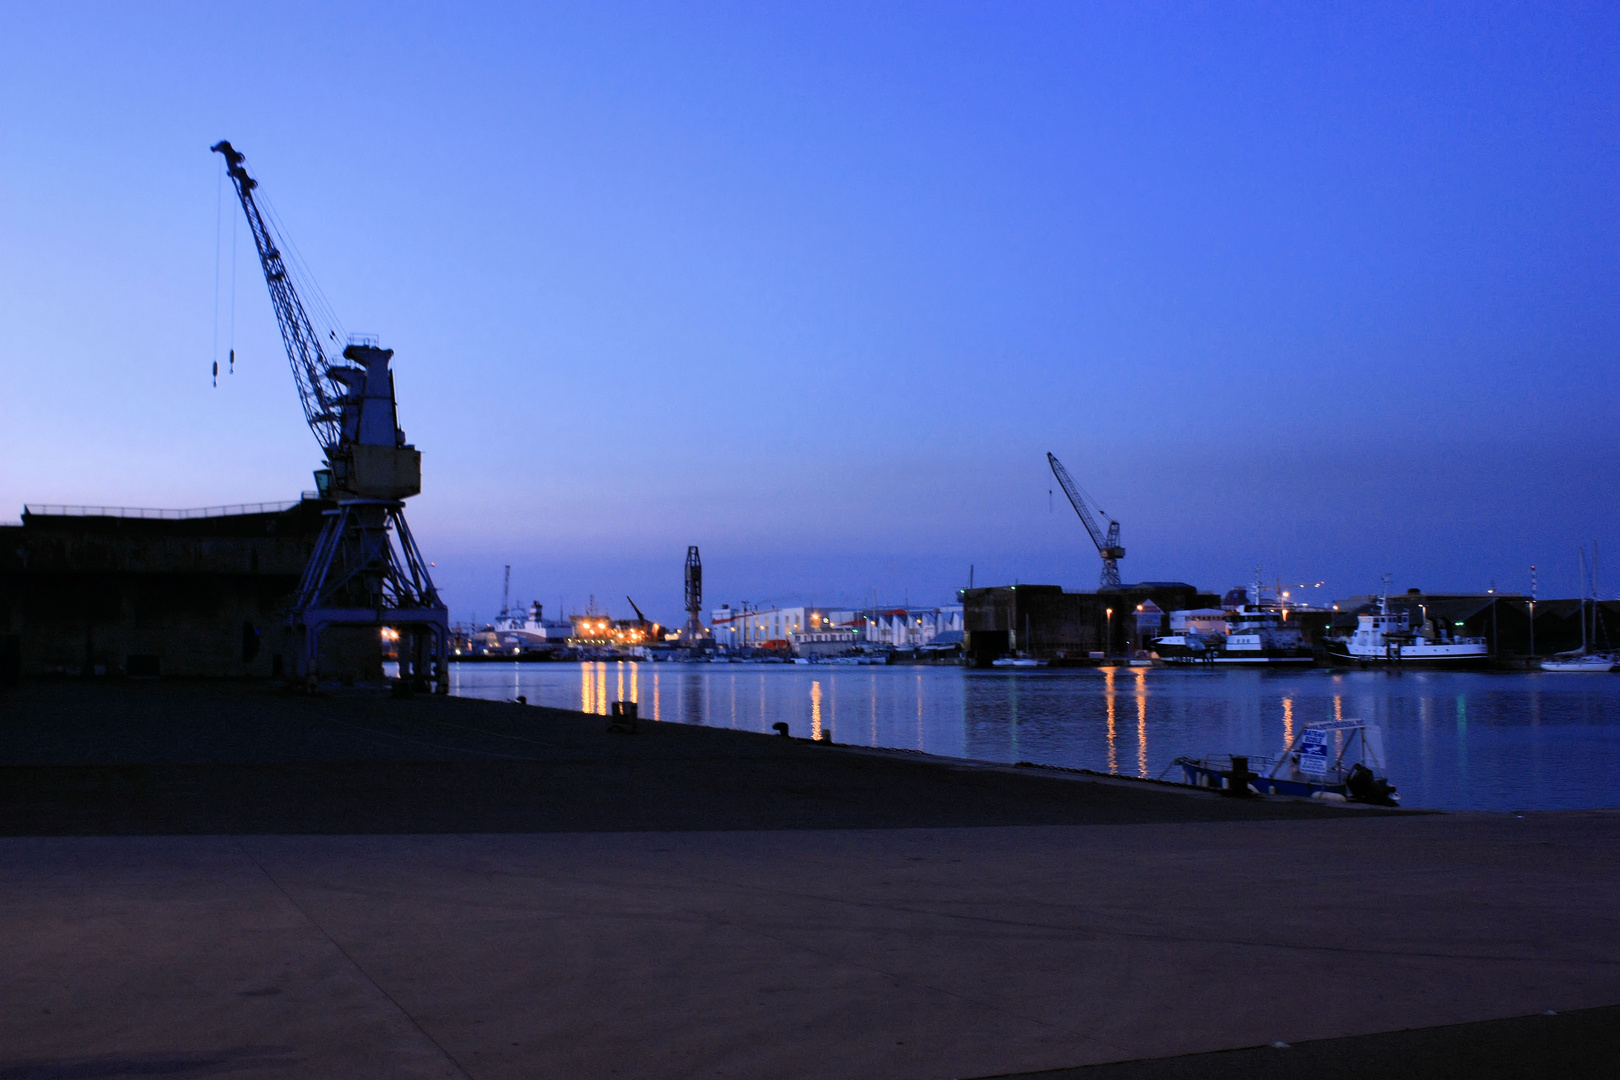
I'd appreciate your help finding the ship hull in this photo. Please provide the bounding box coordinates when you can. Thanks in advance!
[1154,653,1316,666]
[1152,641,1315,666]
[1323,641,1492,668]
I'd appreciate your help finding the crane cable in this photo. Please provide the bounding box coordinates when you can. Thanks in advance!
[212,163,221,387]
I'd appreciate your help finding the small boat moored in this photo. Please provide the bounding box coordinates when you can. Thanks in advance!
[1175,719,1400,806]
[1540,653,1616,673]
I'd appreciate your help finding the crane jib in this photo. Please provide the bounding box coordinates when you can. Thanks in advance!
[1047,451,1125,589]
[212,140,344,455]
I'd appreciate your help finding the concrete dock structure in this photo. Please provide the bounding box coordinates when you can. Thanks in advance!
[1,681,1616,1078]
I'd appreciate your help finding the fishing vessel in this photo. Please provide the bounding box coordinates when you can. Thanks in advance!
[1175,719,1400,805]
[1323,581,1490,667]
[1151,572,1314,666]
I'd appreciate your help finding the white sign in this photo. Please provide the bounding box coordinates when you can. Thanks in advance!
[1299,728,1330,776]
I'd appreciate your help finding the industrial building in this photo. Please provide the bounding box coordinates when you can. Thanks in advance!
[0,499,380,679]
[862,605,964,648]
[709,605,849,649]
[962,583,1218,663]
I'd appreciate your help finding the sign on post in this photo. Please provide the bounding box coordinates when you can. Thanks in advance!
[1298,728,1330,776]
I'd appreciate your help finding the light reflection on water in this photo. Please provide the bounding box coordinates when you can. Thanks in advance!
[448,662,1620,811]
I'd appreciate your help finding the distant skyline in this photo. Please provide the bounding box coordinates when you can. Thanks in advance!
[3,3,1618,625]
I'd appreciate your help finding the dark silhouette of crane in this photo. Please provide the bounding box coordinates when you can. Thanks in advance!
[213,140,447,690]
[681,546,709,644]
[1047,452,1125,589]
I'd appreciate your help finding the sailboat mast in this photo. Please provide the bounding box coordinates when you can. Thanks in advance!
[1579,547,1589,654]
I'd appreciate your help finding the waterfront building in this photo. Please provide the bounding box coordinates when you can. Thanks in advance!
[0,497,381,679]
[790,629,858,658]
[709,605,849,648]
[861,605,964,647]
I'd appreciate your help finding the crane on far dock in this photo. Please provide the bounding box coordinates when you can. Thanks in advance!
[1047,452,1126,590]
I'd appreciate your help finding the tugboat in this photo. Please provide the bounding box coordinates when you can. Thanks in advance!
[1175,719,1400,805]
[1151,570,1315,666]
[1324,578,1490,668]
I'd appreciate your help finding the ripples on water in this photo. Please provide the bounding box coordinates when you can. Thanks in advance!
[448,662,1620,811]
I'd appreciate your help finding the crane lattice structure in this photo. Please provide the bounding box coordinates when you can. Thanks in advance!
[1047,452,1126,589]
[214,141,448,691]
[682,546,709,644]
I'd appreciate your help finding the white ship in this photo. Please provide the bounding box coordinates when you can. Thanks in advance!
[1324,582,1490,667]
[489,601,573,653]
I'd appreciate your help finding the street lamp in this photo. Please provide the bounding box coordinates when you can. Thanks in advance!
[1106,607,1113,660]
[1530,565,1537,659]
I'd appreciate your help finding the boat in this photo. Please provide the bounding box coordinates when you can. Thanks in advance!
[1176,719,1400,805]
[1323,579,1490,668]
[1151,571,1315,666]
[1541,548,1616,672]
[484,601,574,654]
[1541,653,1616,672]
[991,657,1048,668]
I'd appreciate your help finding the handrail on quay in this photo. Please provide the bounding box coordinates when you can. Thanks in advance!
[22,501,301,521]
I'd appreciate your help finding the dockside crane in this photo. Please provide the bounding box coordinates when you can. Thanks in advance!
[681,546,709,644]
[1047,452,1125,589]
[213,140,448,691]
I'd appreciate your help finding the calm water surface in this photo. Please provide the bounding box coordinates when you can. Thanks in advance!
[448,662,1620,811]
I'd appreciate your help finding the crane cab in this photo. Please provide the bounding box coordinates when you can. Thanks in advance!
[323,342,421,500]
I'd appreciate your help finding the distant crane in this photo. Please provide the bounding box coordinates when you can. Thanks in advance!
[682,546,709,643]
[213,140,447,691]
[625,596,661,643]
[1047,452,1125,589]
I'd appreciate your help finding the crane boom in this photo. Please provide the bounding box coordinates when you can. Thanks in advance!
[211,141,342,453]
[1047,452,1125,589]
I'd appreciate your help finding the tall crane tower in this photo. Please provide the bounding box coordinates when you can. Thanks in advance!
[682,546,709,644]
[213,141,448,691]
[1047,452,1126,589]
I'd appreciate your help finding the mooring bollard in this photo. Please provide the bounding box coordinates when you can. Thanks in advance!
[607,700,639,733]
[1228,755,1250,797]
[772,722,790,737]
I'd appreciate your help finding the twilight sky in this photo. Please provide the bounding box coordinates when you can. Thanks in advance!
[3,2,1618,625]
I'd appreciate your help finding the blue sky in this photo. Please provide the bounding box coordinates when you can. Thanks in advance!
[3,2,1617,623]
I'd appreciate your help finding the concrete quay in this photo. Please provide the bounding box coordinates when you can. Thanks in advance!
[1,681,1616,1079]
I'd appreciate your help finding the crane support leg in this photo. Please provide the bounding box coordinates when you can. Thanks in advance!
[290,500,449,693]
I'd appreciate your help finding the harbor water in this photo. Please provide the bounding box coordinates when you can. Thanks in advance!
[448,663,1620,812]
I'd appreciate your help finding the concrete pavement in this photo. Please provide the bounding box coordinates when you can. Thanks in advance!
[4,812,1617,1079]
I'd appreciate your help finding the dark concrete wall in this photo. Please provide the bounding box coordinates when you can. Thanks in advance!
[964,584,1219,659]
[0,502,380,679]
